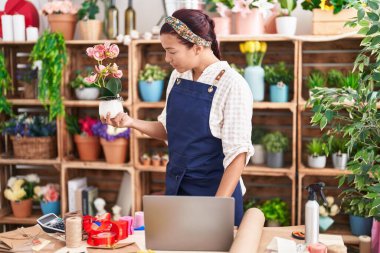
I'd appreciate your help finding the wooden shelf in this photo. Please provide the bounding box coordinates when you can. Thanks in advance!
[299,165,352,176]
[244,165,293,177]
[135,164,166,172]
[8,99,44,106]
[0,211,41,225]
[0,158,60,165]
[134,101,166,108]
[253,102,296,110]
[64,100,100,107]
[62,160,133,171]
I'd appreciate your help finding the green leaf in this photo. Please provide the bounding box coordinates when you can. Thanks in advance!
[338,175,346,188]
[367,25,379,35]
[368,12,379,21]
[358,27,369,35]
[358,8,365,21]
[105,78,122,96]
[320,116,328,129]
[372,36,380,46]
[368,1,379,10]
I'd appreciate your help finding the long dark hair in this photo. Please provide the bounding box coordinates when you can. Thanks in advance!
[160,9,221,60]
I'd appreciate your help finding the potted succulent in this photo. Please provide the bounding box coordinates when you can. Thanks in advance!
[140,153,151,166]
[319,196,340,232]
[92,121,130,164]
[276,0,297,35]
[0,52,12,116]
[341,195,373,236]
[4,174,40,218]
[205,0,234,35]
[250,128,267,164]
[30,32,67,121]
[78,0,102,40]
[262,131,289,168]
[326,69,345,88]
[65,115,101,161]
[342,72,360,90]
[307,138,328,169]
[329,136,349,170]
[306,70,326,100]
[2,114,57,159]
[151,153,161,167]
[138,64,167,102]
[84,42,124,119]
[35,183,60,216]
[70,69,100,100]
[258,197,290,227]
[161,153,169,167]
[264,61,293,102]
[42,1,78,40]
[240,41,267,101]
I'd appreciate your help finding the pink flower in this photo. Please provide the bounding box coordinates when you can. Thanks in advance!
[86,47,95,58]
[93,44,106,61]
[107,44,120,59]
[95,64,106,73]
[84,73,97,84]
[113,70,123,78]
[109,63,122,78]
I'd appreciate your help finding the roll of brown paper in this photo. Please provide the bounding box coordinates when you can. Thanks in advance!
[359,235,371,253]
[66,216,82,248]
[327,245,347,253]
[229,208,265,253]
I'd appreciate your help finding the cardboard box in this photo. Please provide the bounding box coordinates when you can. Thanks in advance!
[312,9,358,35]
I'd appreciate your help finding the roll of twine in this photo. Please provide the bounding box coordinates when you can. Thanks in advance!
[66,216,82,248]
[359,235,371,253]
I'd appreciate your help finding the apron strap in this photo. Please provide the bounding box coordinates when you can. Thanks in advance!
[208,69,226,93]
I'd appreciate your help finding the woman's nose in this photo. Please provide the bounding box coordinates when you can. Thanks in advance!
[165,53,171,63]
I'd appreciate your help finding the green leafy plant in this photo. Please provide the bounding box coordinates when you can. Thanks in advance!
[341,194,372,217]
[30,32,66,121]
[70,69,98,89]
[306,70,326,89]
[138,64,167,82]
[342,72,360,89]
[278,0,297,16]
[78,0,99,20]
[0,53,13,116]
[251,128,267,145]
[308,0,380,220]
[307,138,328,156]
[329,135,349,154]
[205,0,235,13]
[65,115,81,135]
[262,131,289,153]
[301,0,350,14]
[264,62,293,85]
[258,198,290,226]
[327,69,345,88]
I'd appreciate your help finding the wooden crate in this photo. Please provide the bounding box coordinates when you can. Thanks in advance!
[313,9,358,35]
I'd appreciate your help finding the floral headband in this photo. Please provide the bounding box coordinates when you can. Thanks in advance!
[164,16,212,47]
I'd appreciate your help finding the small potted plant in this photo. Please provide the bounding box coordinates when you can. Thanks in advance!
[140,153,151,166]
[4,174,40,218]
[161,153,169,167]
[341,194,373,236]
[42,0,78,40]
[78,0,102,40]
[70,69,100,100]
[342,72,359,90]
[306,70,326,100]
[138,64,167,102]
[240,41,267,101]
[262,131,289,168]
[276,0,297,35]
[65,115,101,161]
[259,197,290,227]
[319,196,340,232]
[2,114,57,159]
[84,42,124,119]
[204,0,234,35]
[330,136,349,170]
[151,153,161,167]
[264,61,293,102]
[92,121,130,164]
[250,128,267,165]
[35,183,60,216]
[326,69,345,88]
[307,138,328,169]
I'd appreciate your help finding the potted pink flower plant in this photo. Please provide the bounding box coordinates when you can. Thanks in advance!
[84,42,124,119]
[35,183,61,215]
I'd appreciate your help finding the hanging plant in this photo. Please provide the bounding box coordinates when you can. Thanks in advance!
[30,31,66,121]
[0,52,12,116]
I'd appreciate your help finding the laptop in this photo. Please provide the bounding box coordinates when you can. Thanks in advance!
[143,195,234,251]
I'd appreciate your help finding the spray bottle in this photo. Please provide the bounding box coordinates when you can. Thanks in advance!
[305,182,327,245]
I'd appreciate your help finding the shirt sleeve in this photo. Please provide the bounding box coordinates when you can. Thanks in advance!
[157,70,178,131]
[221,75,255,169]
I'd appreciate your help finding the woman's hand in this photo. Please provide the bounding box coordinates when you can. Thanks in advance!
[101,112,134,128]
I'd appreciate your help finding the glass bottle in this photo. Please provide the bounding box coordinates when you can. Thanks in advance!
[124,0,135,35]
[106,0,118,39]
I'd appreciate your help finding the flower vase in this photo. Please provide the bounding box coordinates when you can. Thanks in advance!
[244,65,265,101]
[213,16,231,35]
[99,99,124,119]
[41,201,61,215]
[270,84,289,102]
[138,80,164,102]
[11,199,33,218]
[235,9,264,35]
[319,216,334,232]
[372,219,380,253]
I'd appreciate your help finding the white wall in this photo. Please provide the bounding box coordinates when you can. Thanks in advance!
[1,0,312,36]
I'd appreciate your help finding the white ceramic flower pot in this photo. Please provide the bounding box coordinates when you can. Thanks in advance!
[75,87,99,100]
[308,155,327,169]
[276,16,297,36]
[99,99,124,119]
[251,144,265,164]
[332,153,348,170]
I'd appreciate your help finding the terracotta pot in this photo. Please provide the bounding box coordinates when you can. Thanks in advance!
[213,16,231,35]
[235,9,264,35]
[79,20,103,40]
[100,138,128,164]
[11,199,33,218]
[151,159,161,167]
[161,160,169,167]
[141,158,151,166]
[74,135,101,161]
[48,14,77,40]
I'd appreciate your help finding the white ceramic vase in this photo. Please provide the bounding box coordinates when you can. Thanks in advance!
[308,155,327,169]
[99,99,124,119]
[75,87,99,100]
[332,153,348,170]
[276,16,297,36]
[251,144,266,164]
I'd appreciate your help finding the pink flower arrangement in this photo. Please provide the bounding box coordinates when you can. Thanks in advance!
[79,116,98,136]
[42,0,78,15]
[84,42,122,86]
[35,184,60,203]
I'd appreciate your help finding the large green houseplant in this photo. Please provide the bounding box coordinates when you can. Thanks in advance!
[30,32,66,121]
[307,0,380,237]
[0,52,12,116]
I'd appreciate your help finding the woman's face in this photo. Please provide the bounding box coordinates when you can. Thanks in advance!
[160,34,198,73]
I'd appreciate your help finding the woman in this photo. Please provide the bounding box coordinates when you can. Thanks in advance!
[104,9,254,226]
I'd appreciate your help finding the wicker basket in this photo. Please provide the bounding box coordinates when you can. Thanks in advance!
[10,136,57,159]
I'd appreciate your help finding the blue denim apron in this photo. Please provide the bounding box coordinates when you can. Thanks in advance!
[165,70,243,226]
